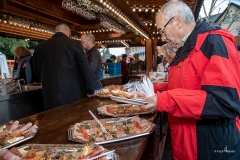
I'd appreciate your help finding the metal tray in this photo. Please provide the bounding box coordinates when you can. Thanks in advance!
[68,117,156,145]
[0,124,38,149]
[97,104,155,117]
[110,96,148,105]
[17,144,119,160]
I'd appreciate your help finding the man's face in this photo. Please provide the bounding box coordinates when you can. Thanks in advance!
[110,58,115,62]
[80,35,89,50]
[156,12,178,45]
[163,57,168,63]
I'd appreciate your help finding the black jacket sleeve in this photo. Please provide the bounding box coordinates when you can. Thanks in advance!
[74,41,95,94]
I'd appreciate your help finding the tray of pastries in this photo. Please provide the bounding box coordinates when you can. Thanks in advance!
[0,143,119,160]
[97,104,154,117]
[0,120,38,149]
[95,85,128,98]
[68,116,156,145]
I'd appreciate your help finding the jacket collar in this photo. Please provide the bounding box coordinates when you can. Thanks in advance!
[52,32,69,38]
[171,20,221,66]
[87,46,97,53]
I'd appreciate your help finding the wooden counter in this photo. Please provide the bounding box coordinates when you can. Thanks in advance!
[101,75,122,87]
[16,97,157,160]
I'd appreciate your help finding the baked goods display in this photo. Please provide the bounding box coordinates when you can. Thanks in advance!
[97,104,154,117]
[0,144,118,160]
[0,120,38,149]
[95,85,132,98]
[69,116,156,144]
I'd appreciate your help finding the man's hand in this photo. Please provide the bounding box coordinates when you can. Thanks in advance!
[87,94,94,97]
[141,94,157,111]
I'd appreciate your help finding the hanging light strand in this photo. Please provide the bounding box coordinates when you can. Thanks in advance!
[62,0,99,20]
[98,0,149,39]
[0,13,81,40]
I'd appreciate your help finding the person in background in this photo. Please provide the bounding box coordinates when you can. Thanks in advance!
[127,57,133,69]
[106,55,116,63]
[157,54,163,65]
[119,54,128,84]
[13,46,39,84]
[81,33,102,93]
[157,57,169,72]
[128,53,144,75]
[237,44,240,52]
[0,52,10,78]
[33,23,94,110]
[142,0,240,159]
[158,43,177,63]
[116,57,121,63]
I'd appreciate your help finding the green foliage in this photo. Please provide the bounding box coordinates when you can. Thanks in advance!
[0,36,38,60]
[100,48,110,59]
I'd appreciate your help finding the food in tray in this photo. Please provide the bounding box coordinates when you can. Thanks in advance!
[71,116,152,143]
[95,84,147,100]
[0,120,38,148]
[103,85,127,91]
[110,90,134,99]
[95,84,128,98]
[97,104,151,116]
[95,88,112,97]
[0,144,114,160]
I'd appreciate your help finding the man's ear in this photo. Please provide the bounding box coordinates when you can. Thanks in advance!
[174,15,183,29]
[67,29,71,37]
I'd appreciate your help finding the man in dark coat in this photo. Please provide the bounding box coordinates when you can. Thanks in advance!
[33,23,94,110]
[106,55,116,63]
[81,33,102,93]
[119,54,128,85]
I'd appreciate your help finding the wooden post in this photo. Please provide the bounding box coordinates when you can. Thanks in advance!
[152,38,158,71]
[235,35,240,45]
[145,39,153,72]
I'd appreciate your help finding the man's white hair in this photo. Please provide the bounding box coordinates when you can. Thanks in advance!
[160,0,195,24]
[84,33,95,43]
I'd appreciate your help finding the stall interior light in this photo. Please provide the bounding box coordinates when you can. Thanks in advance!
[99,0,149,39]
[0,13,81,40]
[144,21,154,27]
[79,29,111,34]
[131,5,159,13]
[96,39,131,44]
[121,40,129,48]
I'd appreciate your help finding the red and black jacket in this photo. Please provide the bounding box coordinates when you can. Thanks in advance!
[157,21,240,160]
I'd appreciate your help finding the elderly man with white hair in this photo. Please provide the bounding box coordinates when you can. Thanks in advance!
[142,0,240,159]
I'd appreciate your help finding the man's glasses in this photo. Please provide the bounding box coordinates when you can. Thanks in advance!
[158,17,174,37]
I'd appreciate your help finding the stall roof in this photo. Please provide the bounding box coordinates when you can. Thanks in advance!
[0,0,203,47]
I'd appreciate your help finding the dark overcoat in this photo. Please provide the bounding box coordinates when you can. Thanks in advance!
[33,32,94,110]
